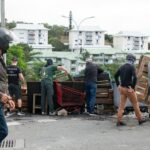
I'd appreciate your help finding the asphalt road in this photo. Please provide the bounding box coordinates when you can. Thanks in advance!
[3,113,150,150]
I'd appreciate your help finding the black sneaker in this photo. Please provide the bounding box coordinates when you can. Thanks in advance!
[139,119,147,125]
[116,121,126,126]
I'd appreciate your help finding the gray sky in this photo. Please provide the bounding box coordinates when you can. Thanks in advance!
[5,0,150,34]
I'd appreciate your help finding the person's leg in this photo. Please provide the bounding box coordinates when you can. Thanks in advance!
[85,83,91,113]
[7,84,14,113]
[46,83,54,114]
[117,87,128,123]
[127,91,142,121]
[89,82,97,113]
[16,85,24,114]
[0,104,8,143]
[41,80,46,113]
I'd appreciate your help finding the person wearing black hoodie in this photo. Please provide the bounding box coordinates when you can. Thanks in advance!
[114,53,146,126]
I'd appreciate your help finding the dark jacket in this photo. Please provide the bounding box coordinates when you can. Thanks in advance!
[114,63,137,89]
[0,57,9,100]
[84,62,103,83]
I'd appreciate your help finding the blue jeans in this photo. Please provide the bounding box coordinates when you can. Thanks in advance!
[0,103,8,143]
[85,82,97,113]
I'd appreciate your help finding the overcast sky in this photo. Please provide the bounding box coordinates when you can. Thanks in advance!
[5,0,150,34]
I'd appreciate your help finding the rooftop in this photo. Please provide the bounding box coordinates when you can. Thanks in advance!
[114,31,149,37]
[12,23,49,30]
[71,26,105,32]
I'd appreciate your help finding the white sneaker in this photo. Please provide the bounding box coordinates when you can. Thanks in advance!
[49,112,56,116]
[17,112,25,116]
[5,112,15,117]
[41,112,45,115]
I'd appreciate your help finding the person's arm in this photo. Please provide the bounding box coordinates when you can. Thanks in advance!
[19,73,27,89]
[131,66,137,89]
[57,66,68,75]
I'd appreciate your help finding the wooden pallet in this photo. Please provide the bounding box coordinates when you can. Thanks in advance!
[135,55,150,103]
[96,72,113,105]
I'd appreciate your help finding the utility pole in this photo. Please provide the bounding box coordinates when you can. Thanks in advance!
[1,0,5,27]
[69,11,72,30]
[0,0,6,63]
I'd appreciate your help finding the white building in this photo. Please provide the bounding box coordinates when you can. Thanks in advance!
[113,31,149,51]
[12,23,53,50]
[69,26,105,52]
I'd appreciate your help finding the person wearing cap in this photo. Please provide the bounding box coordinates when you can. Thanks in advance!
[41,58,68,116]
[0,28,15,143]
[84,57,103,114]
[114,53,146,126]
[6,56,26,116]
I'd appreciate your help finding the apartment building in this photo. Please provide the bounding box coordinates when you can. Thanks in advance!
[113,31,149,51]
[12,23,53,50]
[69,26,105,52]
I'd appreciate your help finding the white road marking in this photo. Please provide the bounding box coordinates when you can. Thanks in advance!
[7,121,21,126]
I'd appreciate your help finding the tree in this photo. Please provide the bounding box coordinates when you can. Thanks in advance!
[25,61,45,81]
[105,34,113,46]
[17,43,39,62]
[80,50,90,61]
[49,37,69,51]
[44,24,69,51]
[6,45,27,72]
[6,21,16,29]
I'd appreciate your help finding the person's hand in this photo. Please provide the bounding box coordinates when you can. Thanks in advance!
[22,84,27,89]
[128,86,134,93]
[21,84,27,94]
[64,70,68,76]
[1,94,11,104]
[7,100,15,110]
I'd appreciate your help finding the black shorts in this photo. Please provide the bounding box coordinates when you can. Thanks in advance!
[8,84,21,100]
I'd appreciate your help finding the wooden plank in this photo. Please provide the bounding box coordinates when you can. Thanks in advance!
[136,83,147,89]
[96,88,109,93]
[96,98,113,104]
[96,93,109,98]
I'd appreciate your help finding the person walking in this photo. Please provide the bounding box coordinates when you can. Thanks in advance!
[114,53,146,126]
[41,58,68,116]
[7,56,27,116]
[84,58,103,114]
[0,28,15,143]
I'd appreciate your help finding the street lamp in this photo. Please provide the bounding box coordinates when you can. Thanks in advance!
[62,15,94,53]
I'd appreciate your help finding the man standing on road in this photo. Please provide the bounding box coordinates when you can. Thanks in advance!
[114,53,146,126]
[41,58,68,116]
[7,56,26,116]
[0,28,15,143]
[84,58,103,114]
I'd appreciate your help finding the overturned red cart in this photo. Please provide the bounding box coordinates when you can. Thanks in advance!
[54,81,86,113]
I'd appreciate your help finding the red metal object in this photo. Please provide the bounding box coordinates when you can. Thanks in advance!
[54,81,85,111]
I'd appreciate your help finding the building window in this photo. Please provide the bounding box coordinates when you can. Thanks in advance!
[79,31,82,36]
[96,39,99,44]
